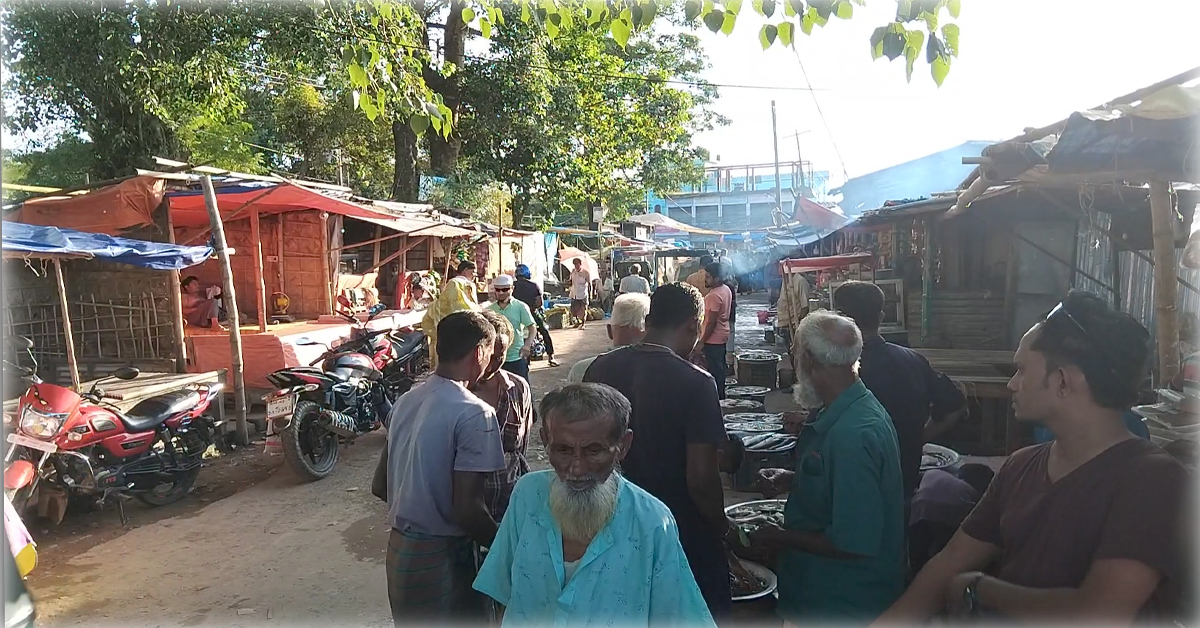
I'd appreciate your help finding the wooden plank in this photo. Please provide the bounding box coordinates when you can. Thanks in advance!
[320,211,333,315]
[53,258,81,391]
[202,175,249,446]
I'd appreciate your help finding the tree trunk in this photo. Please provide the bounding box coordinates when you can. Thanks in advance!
[427,0,467,177]
[391,119,420,202]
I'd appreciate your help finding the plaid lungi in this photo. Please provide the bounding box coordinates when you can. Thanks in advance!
[386,528,487,625]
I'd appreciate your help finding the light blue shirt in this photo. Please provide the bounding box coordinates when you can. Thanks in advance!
[473,470,715,628]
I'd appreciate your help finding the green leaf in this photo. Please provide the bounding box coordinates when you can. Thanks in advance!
[941,23,960,56]
[834,0,852,19]
[480,16,492,38]
[611,17,631,47]
[881,31,905,60]
[361,98,378,121]
[409,113,430,135]
[869,26,887,59]
[347,63,367,87]
[800,12,814,34]
[341,47,354,67]
[931,54,950,86]
[903,29,924,82]
[925,32,942,63]
[684,0,703,20]
[376,90,387,116]
[545,13,560,38]
[720,10,737,34]
[724,0,743,15]
[521,2,531,22]
[586,0,607,24]
[762,0,776,17]
[425,101,443,120]
[461,6,476,24]
[703,9,725,32]
[641,1,659,27]
[808,0,832,19]
[786,0,804,16]
[923,9,937,31]
[759,24,778,49]
[947,0,961,18]
[896,0,916,20]
[778,21,795,46]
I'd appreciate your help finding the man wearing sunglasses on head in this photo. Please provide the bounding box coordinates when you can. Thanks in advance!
[874,290,1189,625]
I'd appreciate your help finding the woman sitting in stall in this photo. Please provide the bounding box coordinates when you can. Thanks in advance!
[181,276,226,330]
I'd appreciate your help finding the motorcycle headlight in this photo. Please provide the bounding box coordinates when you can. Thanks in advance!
[20,406,67,439]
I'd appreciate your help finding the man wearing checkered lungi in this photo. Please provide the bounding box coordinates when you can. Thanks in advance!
[372,311,506,625]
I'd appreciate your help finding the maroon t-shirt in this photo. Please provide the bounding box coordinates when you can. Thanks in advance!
[961,438,1190,619]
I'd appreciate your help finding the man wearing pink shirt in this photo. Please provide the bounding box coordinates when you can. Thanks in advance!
[698,262,732,399]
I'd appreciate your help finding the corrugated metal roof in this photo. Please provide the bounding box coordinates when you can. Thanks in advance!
[352,213,479,239]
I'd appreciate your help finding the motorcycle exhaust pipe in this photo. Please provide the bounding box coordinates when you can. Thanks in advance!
[318,409,359,438]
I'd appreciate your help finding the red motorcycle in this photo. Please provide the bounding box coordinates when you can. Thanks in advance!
[3,337,222,524]
[331,300,429,401]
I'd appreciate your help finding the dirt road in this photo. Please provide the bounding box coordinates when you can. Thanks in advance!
[24,322,616,628]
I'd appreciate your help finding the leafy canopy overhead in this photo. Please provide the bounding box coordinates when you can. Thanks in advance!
[346,0,962,134]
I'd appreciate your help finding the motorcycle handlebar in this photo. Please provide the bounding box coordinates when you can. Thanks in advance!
[106,392,125,401]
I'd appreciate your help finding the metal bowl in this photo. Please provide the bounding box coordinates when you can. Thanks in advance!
[726,421,781,434]
[731,559,778,602]
[727,386,772,399]
[725,498,787,518]
[920,443,961,472]
[724,412,783,424]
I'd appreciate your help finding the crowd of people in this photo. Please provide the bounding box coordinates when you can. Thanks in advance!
[374,254,1190,627]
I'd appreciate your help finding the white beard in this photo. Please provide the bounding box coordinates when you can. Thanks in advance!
[548,471,621,543]
[793,367,823,409]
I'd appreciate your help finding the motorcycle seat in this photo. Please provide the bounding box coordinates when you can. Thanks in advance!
[119,389,201,432]
[392,331,426,359]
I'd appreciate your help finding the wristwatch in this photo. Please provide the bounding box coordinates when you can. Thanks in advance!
[963,574,985,617]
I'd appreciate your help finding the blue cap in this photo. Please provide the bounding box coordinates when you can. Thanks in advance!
[515,264,532,279]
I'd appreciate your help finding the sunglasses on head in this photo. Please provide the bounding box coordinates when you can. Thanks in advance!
[1046,301,1088,335]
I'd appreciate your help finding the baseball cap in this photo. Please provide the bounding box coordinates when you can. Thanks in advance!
[492,274,514,288]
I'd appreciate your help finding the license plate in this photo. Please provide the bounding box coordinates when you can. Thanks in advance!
[266,394,296,419]
[7,432,57,454]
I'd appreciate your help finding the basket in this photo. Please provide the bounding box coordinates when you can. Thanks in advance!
[736,351,782,389]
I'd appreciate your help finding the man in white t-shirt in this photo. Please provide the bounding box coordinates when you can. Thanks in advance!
[619,264,651,295]
[568,258,593,330]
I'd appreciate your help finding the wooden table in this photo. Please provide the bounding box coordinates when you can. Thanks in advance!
[4,370,227,424]
[915,349,1018,455]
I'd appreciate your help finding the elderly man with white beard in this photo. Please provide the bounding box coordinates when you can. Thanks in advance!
[472,383,716,627]
[752,310,907,626]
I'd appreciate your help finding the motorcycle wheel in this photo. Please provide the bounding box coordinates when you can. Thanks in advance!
[135,468,200,507]
[281,400,339,481]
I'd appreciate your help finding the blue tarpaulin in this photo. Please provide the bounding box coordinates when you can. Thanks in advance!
[2,221,213,270]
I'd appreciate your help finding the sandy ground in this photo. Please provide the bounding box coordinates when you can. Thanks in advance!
[22,312,617,628]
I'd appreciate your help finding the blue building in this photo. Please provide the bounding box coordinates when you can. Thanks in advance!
[646,161,831,233]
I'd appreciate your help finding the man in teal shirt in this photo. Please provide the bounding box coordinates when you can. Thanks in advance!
[487,274,536,382]
[754,311,906,625]
[473,383,715,627]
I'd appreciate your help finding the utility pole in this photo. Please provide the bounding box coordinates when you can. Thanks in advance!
[771,101,782,215]
[794,130,805,194]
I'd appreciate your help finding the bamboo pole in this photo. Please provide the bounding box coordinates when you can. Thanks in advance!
[921,219,934,343]
[165,204,188,372]
[250,209,268,333]
[202,175,248,446]
[1149,180,1180,384]
[372,225,383,266]
[276,215,285,291]
[53,259,81,390]
[320,211,333,315]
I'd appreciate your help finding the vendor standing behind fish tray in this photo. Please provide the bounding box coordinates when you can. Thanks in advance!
[874,291,1190,625]
[752,310,907,626]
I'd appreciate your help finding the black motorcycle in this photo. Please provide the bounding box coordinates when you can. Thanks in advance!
[262,341,391,482]
[329,302,429,402]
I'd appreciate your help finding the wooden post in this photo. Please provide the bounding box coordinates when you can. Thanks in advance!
[320,211,333,315]
[165,205,188,373]
[921,218,935,343]
[52,258,81,391]
[1149,180,1180,384]
[372,225,383,267]
[249,209,268,333]
[276,214,285,292]
[201,176,249,446]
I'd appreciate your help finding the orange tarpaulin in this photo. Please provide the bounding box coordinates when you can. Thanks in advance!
[6,177,164,235]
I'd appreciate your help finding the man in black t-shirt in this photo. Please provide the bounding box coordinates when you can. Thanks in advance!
[584,282,744,621]
[512,264,558,367]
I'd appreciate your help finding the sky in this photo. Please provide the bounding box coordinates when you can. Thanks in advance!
[684,0,1200,188]
[4,0,1198,191]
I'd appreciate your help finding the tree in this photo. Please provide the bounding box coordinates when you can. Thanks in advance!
[2,133,96,188]
[456,17,719,226]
